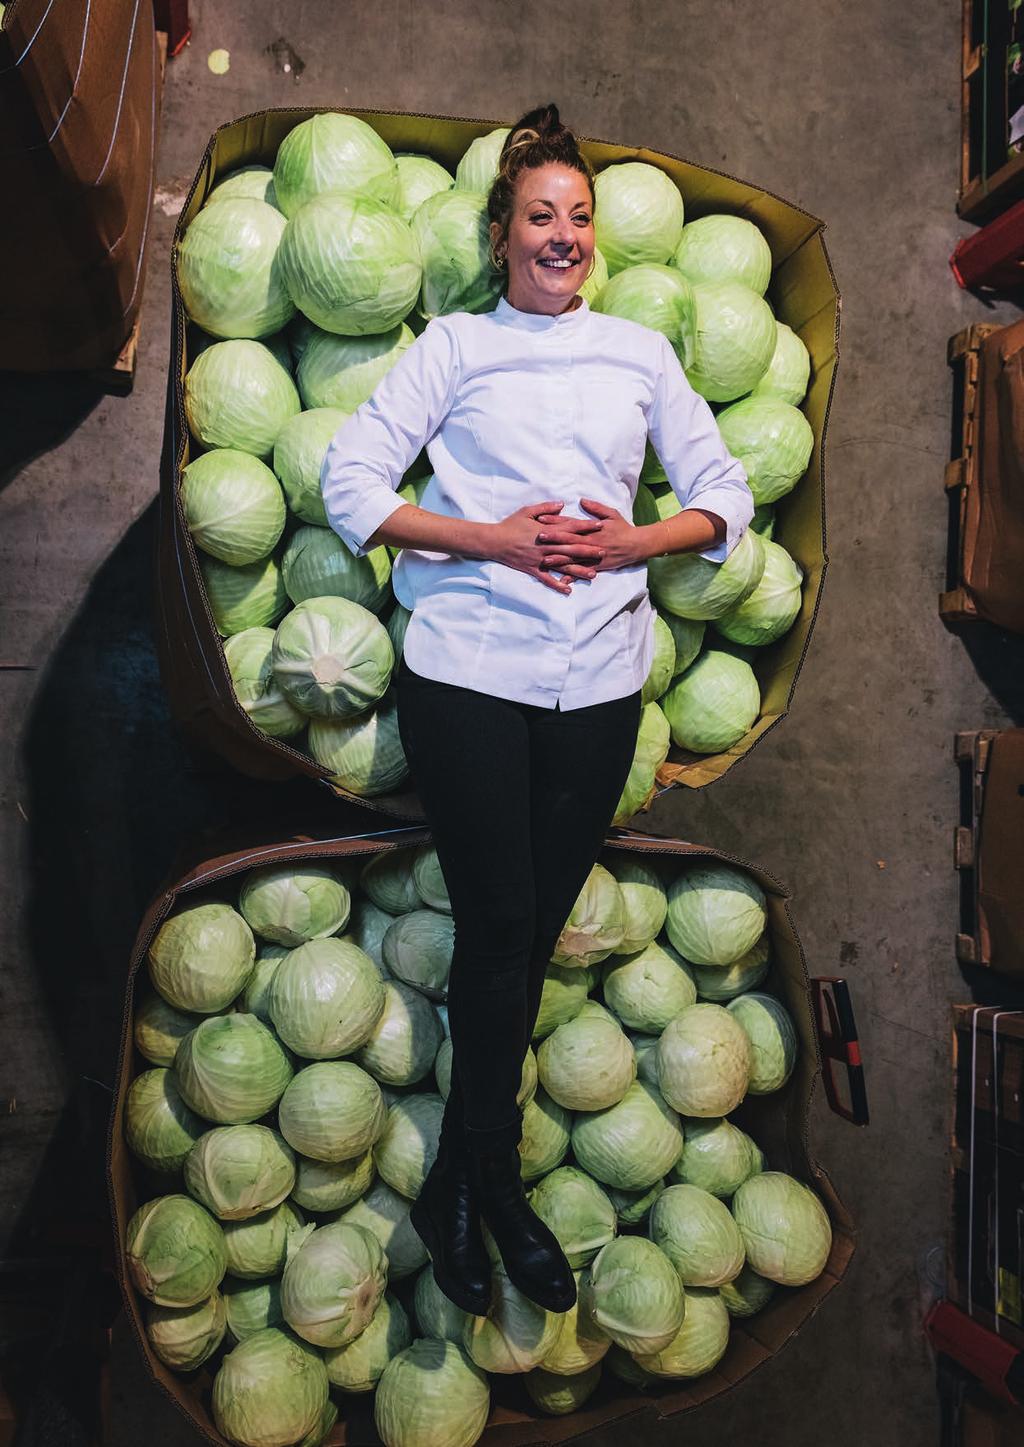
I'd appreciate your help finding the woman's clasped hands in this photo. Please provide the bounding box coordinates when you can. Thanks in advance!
[490,498,642,595]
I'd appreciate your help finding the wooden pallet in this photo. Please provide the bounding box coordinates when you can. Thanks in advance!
[960,0,1024,222]
[941,324,1000,626]
[954,729,998,966]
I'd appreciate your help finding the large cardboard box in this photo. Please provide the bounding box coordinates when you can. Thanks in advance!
[955,730,1024,976]
[108,823,855,1446]
[156,109,839,821]
[0,0,161,371]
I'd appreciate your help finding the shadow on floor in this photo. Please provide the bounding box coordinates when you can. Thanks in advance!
[8,501,323,1442]
[955,622,1024,725]
[0,372,107,497]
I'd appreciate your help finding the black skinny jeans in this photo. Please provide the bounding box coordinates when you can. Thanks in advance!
[396,653,642,1151]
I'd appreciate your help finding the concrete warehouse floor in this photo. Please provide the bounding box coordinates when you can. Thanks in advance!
[5,2,1024,1443]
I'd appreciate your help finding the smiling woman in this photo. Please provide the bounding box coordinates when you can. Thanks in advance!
[319,102,754,1333]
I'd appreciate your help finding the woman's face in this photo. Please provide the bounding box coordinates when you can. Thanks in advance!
[491,162,596,315]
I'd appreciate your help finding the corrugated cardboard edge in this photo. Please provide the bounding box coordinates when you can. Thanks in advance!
[155,108,839,820]
[107,825,856,1447]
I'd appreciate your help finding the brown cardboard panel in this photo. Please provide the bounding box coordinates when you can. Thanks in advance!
[962,325,1024,632]
[108,827,855,1446]
[0,0,160,370]
[977,732,1024,973]
[157,109,838,813]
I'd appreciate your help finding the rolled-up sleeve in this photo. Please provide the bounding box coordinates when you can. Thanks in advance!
[321,317,462,558]
[645,332,755,563]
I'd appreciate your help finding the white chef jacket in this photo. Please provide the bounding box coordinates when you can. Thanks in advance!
[321,292,754,711]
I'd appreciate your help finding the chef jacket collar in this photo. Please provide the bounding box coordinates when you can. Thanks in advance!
[494,293,591,331]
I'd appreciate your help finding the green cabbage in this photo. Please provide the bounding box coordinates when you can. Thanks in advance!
[411,190,505,319]
[375,1339,490,1447]
[177,198,294,339]
[272,407,349,526]
[749,321,810,405]
[656,1003,751,1116]
[324,1292,411,1393]
[570,1080,684,1190]
[665,864,767,965]
[594,162,684,274]
[648,527,765,622]
[307,689,409,795]
[273,113,400,216]
[454,128,511,191]
[582,1236,684,1354]
[716,396,814,506]
[180,450,286,565]
[726,991,798,1093]
[201,553,289,637]
[148,901,255,1013]
[278,1061,386,1162]
[240,863,351,946]
[212,1327,329,1447]
[602,939,697,1033]
[672,214,772,295]
[184,340,300,457]
[731,1171,832,1285]
[281,1220,387,1347]
[126,1194,227,1307]
[269,938,385,1059]
[394,153,455,222]
[223,627,307,739]
[592,263,695,367]
[661,650,760,753]
[184,1125,296,1220]
[145,1291,226,1371]
[648,1182,745,1286]
[536,1013,635,1111]
[124,1068,205,1173]
[176,1014,294,1124]
[716,538,804,646]
[272,596,394,719]
[685,281,777,402]
[527,1167,617,1268]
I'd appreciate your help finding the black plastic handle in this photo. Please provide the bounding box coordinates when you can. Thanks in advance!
[811,976,869,1126]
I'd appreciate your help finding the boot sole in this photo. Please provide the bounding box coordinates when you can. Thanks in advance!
[499,1265,577,1315]
[409,1197,492,1318]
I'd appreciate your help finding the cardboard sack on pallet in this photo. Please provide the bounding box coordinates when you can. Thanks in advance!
[0,0,162,375]
[156,107,839,821]
[108,823,855,1447]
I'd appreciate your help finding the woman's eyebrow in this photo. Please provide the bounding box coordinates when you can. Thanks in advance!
[525,198,591,210]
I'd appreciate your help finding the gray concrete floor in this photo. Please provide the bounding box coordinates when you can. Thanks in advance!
[4,2,1024,1443]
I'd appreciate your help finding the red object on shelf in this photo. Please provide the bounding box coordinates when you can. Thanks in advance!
[925,1300,1024,1406]
[951,198,1024,291]
[152,0,190,55]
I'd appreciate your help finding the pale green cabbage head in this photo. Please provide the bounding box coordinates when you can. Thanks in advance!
[605,1178,666,1229]
[360,852,421,914]
[716,396,814,506]
[525,1362,602,1415]
[661,650,761,753]
[612,701,670,826]
[272,597,394,720]
[273,113,400,215]
[531,966,590,1042]
[602,939,697,1034]
[201,553,289,638]
[726,992,798,1093]
[124,1069,205,1174]
[206,165,279,210]
[269,938,385,1059]
[240,864,351,946]
[527,1167,617,1268]
[374,1339,491,1447]
[280,193,420,335]
[716,538,804,647]
[648,526,765,622]
[271,406,348,525]
[412,846,451,913]
[382,910,455,999]
[126,1194,228,1307]
[685,281,777,402]
[148,901,255,1013]
[184,340,300,458]
[633,1287,730,1378]
[291,1149,375,1214]
[145,1292,226,1371]
[655,1003,751,1117]
[582,1236,684,1354]
[212,1327,329,1447]
[570,1080,684,1190]
[223,1277,284,1342]
[594,162,684,274]
[464,1268,561,1373]
[296,325,415,411]
[394,152,455,222]
[373,1093,444,1199]
[642,614,677,703]
[413,1265,471,1345]
[720,1262,777,1317]
[339,1179,428,1279]
[537,1267,611,1376]
[668,1116,762,1197]
[537,1014,635,1111]
[749,320,810,405]
[277,523,386,618]
[277,1061,386,1162]
[604,855,667,955]
[518,1088,572,1181]
[666,865,767,965]
[175,1013,294,1124]
[411,190,505,319]
[454,127,512,191]
[355,980,444,1087]
[184,1125,296,1220]
[672,214,772,294]
[180,450,286,565]
[731,1171,833,1285]
[648,1182,745,1286]
[324,1292,412,1394]
[307,690,409,796]
[592,262,696,367]
[691,933,770,1001]
[223,628,307,739]
[222,1200,308,1279]
[551,864,626,967]
[133,991,208,1069]
[281,1220,387,1347]
[177,198,295,339]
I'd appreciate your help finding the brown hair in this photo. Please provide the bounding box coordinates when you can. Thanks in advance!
[486,103,596,270]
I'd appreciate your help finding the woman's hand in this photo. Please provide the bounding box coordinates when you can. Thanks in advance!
[536,497,643,574]
[490,501,605,594]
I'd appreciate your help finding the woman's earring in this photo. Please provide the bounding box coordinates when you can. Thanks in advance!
[489,244,507,270]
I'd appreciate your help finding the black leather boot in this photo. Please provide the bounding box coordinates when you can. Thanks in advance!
[410,1129,493,1317]
[468,1136,576,1313]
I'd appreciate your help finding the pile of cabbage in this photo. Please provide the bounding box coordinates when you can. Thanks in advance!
[123,845,833,1447]
[174,115,813,811]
